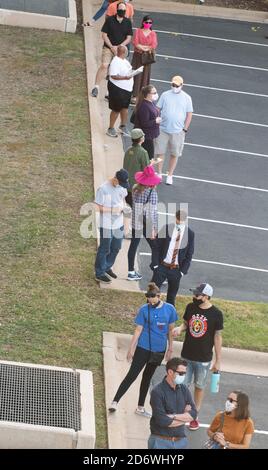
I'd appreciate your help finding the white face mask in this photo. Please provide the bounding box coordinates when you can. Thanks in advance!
[152,92,159,101]
[174,374,185,385]
[225,400,236,413]
[172,85,182,94]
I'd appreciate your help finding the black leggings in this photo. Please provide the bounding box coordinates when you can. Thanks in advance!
[113,346,165,407]
[128,228,158,271]
[142,139,154,160]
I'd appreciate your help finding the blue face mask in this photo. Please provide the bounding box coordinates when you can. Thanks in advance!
[174,374,185,385]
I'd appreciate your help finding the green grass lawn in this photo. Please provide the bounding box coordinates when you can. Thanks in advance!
[0,24,267,448]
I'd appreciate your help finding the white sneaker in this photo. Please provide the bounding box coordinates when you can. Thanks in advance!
[166,175,173,185]
[109,401,118,412]
[135,408,152,418]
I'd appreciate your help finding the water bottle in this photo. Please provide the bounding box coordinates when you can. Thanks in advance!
[210,371,220,393]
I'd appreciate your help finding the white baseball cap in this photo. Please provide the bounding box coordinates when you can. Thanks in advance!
[190,283,213,297]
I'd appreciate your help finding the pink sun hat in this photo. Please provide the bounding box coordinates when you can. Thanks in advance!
[135,165,162,186]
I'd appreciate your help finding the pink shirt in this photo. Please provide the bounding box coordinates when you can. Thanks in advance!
[132,28,158,53]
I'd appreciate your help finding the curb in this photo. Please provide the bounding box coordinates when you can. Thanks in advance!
[134,0,268,24]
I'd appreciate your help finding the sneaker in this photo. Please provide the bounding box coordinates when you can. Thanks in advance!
[91,86,99,98]
[127,271,142,281]
[135,408,152,418]
[166,175,173,185]
[109,401,118,412]
[118,125,130,136]
[105,269,117,279]
[106,127,117,138]
[95,274,112,284]
[189,419,199,430]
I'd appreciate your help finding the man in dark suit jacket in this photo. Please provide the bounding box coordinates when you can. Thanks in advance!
[152,209,194,305]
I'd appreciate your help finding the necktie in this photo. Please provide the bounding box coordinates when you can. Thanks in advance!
[171,231,180,265]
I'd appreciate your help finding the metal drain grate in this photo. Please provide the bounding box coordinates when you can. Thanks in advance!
[0,364,81,430]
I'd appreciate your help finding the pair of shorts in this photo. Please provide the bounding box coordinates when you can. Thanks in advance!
[183,359,211,390]
[108,81,131,112]
[154,129,185,159]
[101,46,114,66]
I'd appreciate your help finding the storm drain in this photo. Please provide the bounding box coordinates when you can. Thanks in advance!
[0,363,81,430]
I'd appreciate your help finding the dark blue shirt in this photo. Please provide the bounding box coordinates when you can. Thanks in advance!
[150,378,197,437]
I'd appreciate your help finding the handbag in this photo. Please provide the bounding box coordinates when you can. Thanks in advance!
[203,412,225,449]
[147,305,164,365]
[141,50,156,66]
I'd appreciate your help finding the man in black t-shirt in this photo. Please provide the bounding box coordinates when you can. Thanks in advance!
[91,2,133,98]
[173,283,223,431]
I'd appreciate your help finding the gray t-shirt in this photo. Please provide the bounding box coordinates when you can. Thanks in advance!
[95,180,127,229]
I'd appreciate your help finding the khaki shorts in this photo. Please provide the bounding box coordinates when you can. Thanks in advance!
[101,46,114,66]
[154,130,185,159]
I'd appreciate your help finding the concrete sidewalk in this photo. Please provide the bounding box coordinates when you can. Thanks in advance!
[83,1,268,448]
[103,332,268,449]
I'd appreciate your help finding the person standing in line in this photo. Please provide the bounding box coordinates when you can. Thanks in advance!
[173,283,223,431]
[148,357,197,449]
[109,283,178,417]
[134,84,161,160]
[106,45,133,137]
[123,128,150,207]
[127,165,161,281]
[91,2,133,98]
[106,0,134,21]
[155,75,193,185]
[207,390,254,449]
[131,15,158,104]
[152,210,194,306]
[94,169,129,283]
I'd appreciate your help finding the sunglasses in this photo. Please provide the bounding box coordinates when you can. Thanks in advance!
[171,83,182,88]
[227,397,237,403]
[173,370,186,376]
[144,21,153,24]
[145,293,157,298]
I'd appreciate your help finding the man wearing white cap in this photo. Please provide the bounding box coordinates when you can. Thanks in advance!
[154,75,193,185]
[173,283,223,431]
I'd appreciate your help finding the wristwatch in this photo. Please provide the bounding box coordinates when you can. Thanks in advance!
[183,128,188,133]
[223,442,230,449]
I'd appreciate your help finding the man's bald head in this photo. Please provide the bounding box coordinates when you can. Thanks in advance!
[117,45,127,57]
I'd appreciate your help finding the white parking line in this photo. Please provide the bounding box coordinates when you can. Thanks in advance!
[194,113,268,128]
[185,143,268,159]
[139,253,268,273]
[155,53,268,72]
[152,78,268,99]
[152,29,268,48]
[161,174,268,193]
[157,212,268,232]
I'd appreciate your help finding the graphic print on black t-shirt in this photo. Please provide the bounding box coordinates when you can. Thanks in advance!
[181,303,224,362]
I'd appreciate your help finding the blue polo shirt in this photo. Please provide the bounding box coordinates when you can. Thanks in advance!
[135,302,178,352]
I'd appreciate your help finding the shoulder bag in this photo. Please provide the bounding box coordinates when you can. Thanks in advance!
[147,305,164,365]
[203,412,225,449]
[141,50,156,66]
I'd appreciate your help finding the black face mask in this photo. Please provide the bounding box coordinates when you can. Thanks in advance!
[117,9,126,17]
[193,297,203,306]
[151,300,161,308]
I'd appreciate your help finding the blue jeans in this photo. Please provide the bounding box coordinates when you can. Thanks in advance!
[148,435,188,449]
[95,226,124,277]
[92,0,109,22]
[183,359,211,389]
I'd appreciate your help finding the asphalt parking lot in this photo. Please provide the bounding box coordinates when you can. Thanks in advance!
[151,366,268,449]
[125,11,268,302]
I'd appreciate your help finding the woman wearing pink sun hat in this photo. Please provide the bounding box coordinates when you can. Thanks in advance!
[127,165,162,281]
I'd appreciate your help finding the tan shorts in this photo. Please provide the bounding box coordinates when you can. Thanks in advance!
[101,46,114,66]
[154,130,185,159]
